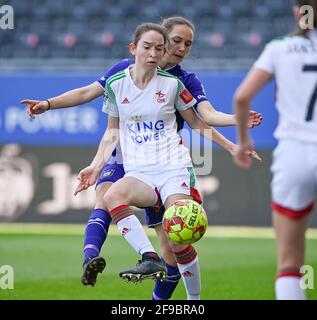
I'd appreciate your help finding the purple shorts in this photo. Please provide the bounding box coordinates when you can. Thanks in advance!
[96,163,125,187]
[144,206,164,228]
[96,163,164,227]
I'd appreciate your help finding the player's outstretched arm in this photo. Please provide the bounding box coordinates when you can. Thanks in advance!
[233,68,271,168]
[197,101,262,128]
[179,107,262,162]
[21,82,103,119]
[74,116,119,195]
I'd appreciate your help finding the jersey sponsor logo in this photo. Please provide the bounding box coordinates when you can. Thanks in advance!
[197,95,206,100]
[180,89,194,104]
[121,97,130,104]
[131,115,142,121]
[156,90,166,103]
[127,120,166,144]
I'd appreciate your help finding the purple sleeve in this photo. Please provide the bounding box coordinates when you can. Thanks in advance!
[96,58,134,88]
[184,74,209,107]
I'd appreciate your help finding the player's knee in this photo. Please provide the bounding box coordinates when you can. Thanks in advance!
[103,188,129,211]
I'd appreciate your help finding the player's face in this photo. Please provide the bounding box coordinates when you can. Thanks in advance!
[130,31,165,70]
[165,24,193,65]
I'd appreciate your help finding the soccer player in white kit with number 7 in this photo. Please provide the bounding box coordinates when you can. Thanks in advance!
[234,0,317,300]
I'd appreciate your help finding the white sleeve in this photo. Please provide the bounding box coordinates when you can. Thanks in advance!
[175,79,197,111]
[253,41,276,74]
[102,82,119,117]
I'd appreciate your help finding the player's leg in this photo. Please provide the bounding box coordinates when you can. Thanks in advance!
[103,175,166,281]
[82,163,124,286]
[273,210,311,300]
[271,140,316,299]
[164,193,201,300]
[158,166,203,300]
[144,205,181,300]
[152,224,181,300]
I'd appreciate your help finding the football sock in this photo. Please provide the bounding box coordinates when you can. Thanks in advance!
[275,272,306,300]
[110,205,156,255]
[175,245,201,300]
[152,261,181,300]
[83,208,111,263]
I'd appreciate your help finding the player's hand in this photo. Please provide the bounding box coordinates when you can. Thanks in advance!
[74,166,100,196]
[245,148,262,163]
[20,99,50,119]
[233,138,260,168]
[247,110,262,128]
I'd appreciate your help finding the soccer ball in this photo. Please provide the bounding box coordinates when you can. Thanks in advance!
[162,199,208,245]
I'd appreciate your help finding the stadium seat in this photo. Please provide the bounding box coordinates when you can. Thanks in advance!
[1,0,297,64]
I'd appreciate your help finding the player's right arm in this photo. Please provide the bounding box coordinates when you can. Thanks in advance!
[74,116,119,195]
[21,59,133,119]
[21,82,103,119]
[74,78,120,195]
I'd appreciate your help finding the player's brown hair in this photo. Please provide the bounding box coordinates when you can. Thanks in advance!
[160,16,195,35]
[294,0,317,37]
[133,23,167,46]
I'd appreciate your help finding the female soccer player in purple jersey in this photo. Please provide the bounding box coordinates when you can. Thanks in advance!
[234,0,317,300]
[21,17,261,299]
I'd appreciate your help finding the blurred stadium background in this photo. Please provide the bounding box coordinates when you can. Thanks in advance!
[0,0,316,300]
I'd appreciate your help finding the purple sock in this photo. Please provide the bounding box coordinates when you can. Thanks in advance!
[83,208,111,263]
[152,261,181,300]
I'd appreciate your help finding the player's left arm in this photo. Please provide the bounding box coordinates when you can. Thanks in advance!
[197,100,262,128]
[187,74,262,128]
[179,107,261,162]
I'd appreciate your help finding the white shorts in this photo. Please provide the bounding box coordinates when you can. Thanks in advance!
[125,166,201,205]
[271,139,317,218]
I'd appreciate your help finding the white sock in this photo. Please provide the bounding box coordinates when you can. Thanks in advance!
[117,215,156,255]
[275,276,306,300]
[177,257,201,300]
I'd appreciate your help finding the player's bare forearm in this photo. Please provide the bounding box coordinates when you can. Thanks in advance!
[91,130,119,170]
[180,107,261,162]
[90,116,119,170]
[180,108,235,153]
[197,101,236,126]
[21,82,104,118]
[197,101,262,128]
[48,82,103,110]
[235,100,250,145]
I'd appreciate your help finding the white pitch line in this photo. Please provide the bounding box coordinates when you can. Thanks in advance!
[0,223,317,239]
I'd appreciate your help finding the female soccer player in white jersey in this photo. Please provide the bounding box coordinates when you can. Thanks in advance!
[233,0,317,300]
[21,17,261,299]
[76,22,243,300]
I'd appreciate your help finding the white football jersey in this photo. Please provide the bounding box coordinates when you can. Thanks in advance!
[103,67,196,172]
[254,30,317,143]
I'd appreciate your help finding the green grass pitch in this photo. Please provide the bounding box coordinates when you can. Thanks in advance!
[0,224,316,300]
